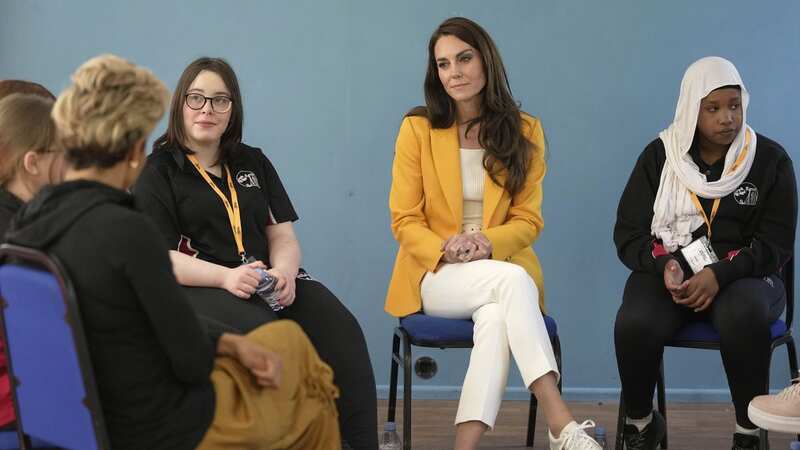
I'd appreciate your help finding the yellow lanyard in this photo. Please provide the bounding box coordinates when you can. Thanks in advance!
[689,130,751,240]
[187,154,246,262]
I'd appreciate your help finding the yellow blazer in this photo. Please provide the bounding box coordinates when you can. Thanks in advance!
[385,113,546,317]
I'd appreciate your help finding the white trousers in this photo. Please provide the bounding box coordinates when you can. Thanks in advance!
[420,259,559,429]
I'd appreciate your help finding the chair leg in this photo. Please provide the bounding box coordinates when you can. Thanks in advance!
[402,333,412,450]
[615,390,626,450]
[527,394,537,447]
[657,361,667,449]
[787,338,799,380]
[791,339,800,443]
[388,331,400,423]
[760,348,776,450]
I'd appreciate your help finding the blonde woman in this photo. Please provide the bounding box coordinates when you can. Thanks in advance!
[5,54,341,450]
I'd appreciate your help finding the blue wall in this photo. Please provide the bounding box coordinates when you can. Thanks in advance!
[3,0,799,402]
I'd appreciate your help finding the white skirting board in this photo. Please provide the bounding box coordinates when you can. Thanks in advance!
[375,385,784,403]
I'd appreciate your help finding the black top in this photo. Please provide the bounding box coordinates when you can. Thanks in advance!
[0,187,23,239]
[134,144,298,268]
[5,181,216,450]
[614,133,797,288]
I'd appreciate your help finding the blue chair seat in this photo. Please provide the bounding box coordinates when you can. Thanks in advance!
[400,312,558,346]
[670,319,787,344]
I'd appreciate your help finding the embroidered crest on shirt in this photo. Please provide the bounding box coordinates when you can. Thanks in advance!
[236,170,261,188]
[733,182,758,206]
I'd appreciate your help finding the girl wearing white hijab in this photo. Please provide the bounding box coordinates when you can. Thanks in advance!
[613,57,796,450]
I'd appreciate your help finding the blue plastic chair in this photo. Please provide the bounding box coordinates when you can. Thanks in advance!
[615,259,798,450]
[0,426,52,450]
[387,312,561,450]
[0,244,111,450]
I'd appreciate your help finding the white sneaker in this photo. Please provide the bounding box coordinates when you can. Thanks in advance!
[748,381,800,433]
[549,420,602,450]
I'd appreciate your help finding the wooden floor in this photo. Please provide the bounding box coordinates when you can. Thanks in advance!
[377,399,799,449]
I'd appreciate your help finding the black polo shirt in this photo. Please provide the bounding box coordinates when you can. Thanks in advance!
[614,133,797,288]
[133,143,298,268]
[0,187,23,239]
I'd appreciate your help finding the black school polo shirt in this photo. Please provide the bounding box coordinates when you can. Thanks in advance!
[0,187,23,239]
[614,133,796,288]
[134,143,298,268]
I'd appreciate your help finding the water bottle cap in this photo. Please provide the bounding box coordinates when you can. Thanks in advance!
[384,421,396,432]
[595,425,606,436]
[791,441,800,450]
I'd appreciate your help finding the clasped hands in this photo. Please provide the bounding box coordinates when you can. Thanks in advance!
[663,258,719,312]
[441,232,492,263]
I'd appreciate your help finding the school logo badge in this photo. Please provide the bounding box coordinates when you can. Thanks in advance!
[733,182,758,206]
[236,170,260,188]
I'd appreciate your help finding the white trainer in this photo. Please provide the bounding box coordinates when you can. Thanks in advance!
[549,420,603,450]
[748,381,800,433]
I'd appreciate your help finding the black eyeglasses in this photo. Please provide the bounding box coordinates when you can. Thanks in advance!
[185,93,233,113]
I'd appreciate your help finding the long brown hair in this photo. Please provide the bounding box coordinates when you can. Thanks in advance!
[154,57,244,165]
[0,94,56,185]
[408,17,534,196]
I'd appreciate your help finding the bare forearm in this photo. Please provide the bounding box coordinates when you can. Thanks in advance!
[269,238,301,277]
[169,250,228,288]
[216,332,243,357]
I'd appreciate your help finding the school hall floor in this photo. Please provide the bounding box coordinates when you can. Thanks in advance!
[376,399,799,449]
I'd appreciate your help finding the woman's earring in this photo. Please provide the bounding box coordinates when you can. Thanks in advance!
[130,160,140,169]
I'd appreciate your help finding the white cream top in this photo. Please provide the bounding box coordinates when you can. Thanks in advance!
[460,148,485,233]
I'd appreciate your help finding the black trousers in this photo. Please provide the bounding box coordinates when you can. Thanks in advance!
[184,279,379,450]
[614,271,785,428]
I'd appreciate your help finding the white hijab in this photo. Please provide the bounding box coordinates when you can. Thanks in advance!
[651,56,756,252]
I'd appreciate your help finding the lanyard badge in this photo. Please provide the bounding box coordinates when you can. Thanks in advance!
[681,131,752,274]
[187,154,247,263]
[680,236,719,274]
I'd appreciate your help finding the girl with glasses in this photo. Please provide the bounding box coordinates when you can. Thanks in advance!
[134,57,378,450]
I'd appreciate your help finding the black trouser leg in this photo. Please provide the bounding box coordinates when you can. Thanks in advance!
[711,275,786,429]
[278,279,378,450]
[614,272,688,419]
[181,286,278,332]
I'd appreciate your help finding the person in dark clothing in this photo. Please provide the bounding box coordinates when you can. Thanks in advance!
[5,53,340,450]
[613,56,797,450]
[0,83,59,428]
[133,57,377,450]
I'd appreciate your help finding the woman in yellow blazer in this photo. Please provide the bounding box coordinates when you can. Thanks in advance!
[386,17,600,450]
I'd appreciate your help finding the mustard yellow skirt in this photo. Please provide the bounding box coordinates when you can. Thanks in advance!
[196,320,341,450]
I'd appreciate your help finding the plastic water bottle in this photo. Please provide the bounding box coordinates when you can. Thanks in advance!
[254,268,283,311]
[594,425,608,449]
[790,441,800,450]
[379,421,402,450]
